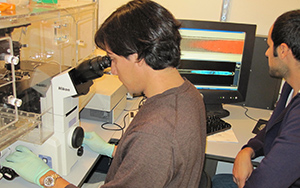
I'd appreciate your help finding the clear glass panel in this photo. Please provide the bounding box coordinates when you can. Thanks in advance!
[0,1,96,151]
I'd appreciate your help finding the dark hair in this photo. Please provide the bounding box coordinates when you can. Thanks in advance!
[272,9,300,60]
[94,0,182,70]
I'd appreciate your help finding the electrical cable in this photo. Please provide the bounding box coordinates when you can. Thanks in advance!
[241,105,258,122]
[100,112,129,137]
[100,96,143,137]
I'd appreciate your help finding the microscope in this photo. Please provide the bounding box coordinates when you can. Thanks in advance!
[0,49,111,178]
[31,55,111,175]
[29,55,111,175]
[0,1,104,182]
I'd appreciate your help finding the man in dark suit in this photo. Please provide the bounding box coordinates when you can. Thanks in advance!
[213,9,300,188]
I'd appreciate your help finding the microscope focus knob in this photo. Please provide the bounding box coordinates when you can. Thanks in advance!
[71,126,84,149]
[77,146,84,157]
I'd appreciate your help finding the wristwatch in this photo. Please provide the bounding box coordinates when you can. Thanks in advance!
[43,173,61,187]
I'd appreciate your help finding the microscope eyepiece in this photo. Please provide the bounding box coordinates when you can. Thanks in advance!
[68,55,111,96]
[73,55,111,84]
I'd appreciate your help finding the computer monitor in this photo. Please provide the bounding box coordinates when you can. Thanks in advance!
[178,20,256,118]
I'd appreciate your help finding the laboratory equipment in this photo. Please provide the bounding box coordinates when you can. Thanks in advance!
[16,55,111,176]
[0,1,102,179]
[1,54,111,177]
[80,74,127,123]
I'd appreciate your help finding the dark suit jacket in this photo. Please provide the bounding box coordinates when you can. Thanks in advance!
[244,82,300,188]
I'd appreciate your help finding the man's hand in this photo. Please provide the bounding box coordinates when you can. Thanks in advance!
[232,147,255,188]
[1,145,51,186]
[83,132,116,157]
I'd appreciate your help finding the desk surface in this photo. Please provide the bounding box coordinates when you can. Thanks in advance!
[206,104,272,162]
[0,101,272,187]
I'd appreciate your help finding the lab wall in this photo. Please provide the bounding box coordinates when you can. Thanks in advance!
[98,0,300,36]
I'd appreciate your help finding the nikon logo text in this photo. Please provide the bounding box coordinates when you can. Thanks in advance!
[58,87,70,92]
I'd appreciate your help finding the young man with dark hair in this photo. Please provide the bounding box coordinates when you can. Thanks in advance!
[212,9,300,188]
[2,1,206,187]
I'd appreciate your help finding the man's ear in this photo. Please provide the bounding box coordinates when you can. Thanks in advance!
[128,53,138,61]
[136,59,146,67]
[128,53,143,66]
[133,54,146,67]
[277,43,290,59]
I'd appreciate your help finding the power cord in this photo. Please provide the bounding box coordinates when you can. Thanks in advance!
[101,96,144,136]
[100,112,130,137]
[241,105,258,122]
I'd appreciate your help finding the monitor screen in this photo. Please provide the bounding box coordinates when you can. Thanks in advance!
[178,20,256,117]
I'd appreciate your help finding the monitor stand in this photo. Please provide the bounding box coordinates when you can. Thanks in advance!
[205,104,230,118]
